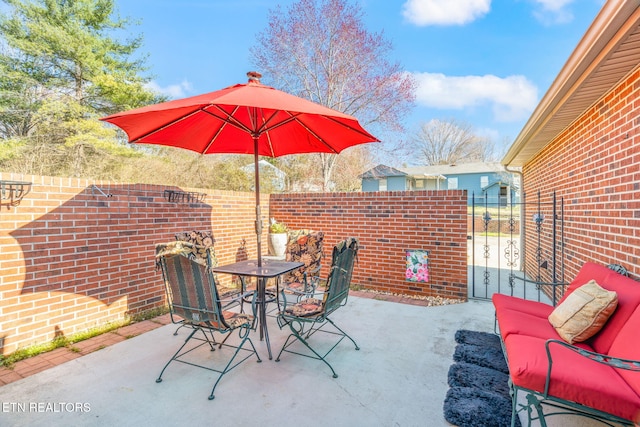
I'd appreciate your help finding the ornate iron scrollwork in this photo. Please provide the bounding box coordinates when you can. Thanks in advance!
[0,180,32,208]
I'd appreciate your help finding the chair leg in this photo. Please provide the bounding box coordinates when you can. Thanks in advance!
[275,319,340,378]
[325,317,360,350]
[156,327,200,383]
[208,325,262,400]
[157,327,218,383]
[173,322,185,336]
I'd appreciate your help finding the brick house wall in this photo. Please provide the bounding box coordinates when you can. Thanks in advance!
[522,67,640,282]
[270,190,468,298]
[0,174,467,355]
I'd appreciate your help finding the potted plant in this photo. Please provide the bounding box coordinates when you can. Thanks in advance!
[268,219,288,257]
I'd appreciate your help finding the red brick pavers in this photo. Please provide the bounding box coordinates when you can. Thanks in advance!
[0,317,170,387]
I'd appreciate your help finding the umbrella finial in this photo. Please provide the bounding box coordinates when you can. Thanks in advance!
[247,71,262,84]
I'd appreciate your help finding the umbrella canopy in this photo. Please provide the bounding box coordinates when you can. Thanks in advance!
[100,72,379,264]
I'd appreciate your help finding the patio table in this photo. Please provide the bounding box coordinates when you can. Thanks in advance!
[211,259,303,360]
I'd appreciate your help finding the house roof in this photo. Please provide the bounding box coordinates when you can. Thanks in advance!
[361,162,507,179]
[359,164,407,178]
[503,0,640,167]
[402,162,505,177]
[483,180,518,191]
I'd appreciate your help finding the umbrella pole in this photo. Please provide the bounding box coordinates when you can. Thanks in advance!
[254,135,263,267]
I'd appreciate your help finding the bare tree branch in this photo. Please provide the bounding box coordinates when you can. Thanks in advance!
[251,0,415,190]
[411,119,494,165]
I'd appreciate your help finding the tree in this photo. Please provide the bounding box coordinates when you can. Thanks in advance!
[330,145,375,191]
[0,0,159,117]
[251,0,415,191]
[410,119,494,165]
[0,0,163,177]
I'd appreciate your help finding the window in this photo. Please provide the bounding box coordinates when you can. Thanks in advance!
[379,178,387,191]
[480,176,489,188]
[415,179,424,188]
[448,177,458,189]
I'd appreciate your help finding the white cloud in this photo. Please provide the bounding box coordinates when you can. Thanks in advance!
[532,0,575,24]
[412,72,538,122]
[145,80,193,99]
[402,0,491,26]
[534,0,573,12]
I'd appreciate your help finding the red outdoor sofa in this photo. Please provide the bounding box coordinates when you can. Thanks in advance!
[493,262,640,426]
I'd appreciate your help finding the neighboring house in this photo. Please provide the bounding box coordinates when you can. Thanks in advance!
[502,0,640,279]
[242,159,286,192]
[360,162,519,205]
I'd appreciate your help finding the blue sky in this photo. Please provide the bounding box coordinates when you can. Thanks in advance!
[116,0,605,161]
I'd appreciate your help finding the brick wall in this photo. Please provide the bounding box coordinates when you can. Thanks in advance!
[270,190,468,299]
[522,67,640,281]
[0,175,467,355]
[0,173,266,355]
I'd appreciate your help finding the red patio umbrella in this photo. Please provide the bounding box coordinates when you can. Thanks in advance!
[100,72,378,265]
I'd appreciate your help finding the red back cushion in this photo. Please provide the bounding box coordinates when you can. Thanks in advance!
[557,263,640,353]
[557,262,615,305]
[608,305,640,398]
[589,272,640,354]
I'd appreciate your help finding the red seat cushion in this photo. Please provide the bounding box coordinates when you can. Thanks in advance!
[496,308,559,341]
[504,334,640,421]
[492,293,554,318]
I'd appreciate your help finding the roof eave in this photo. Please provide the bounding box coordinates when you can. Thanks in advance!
[503,0,640,168]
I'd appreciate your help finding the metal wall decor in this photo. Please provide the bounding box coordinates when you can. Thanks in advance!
[91,185,113,198]
[163,189,206,204]
[0,180,32,208]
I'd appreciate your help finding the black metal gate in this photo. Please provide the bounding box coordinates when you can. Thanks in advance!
[469,191,565,304]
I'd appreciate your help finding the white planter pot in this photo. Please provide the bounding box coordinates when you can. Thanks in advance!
[268,233,288,257]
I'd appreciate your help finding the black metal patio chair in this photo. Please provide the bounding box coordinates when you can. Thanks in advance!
[174,230,247,299]
[155,241,261,400]
[171,230,249,335]
[275,237,360,378]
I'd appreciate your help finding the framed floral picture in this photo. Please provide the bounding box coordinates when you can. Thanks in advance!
[406,249,429,282]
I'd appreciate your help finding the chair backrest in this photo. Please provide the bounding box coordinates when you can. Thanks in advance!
[284,230,324,285]
[322,238,359,315]
[174,230,217,268]
[156,241,228,329]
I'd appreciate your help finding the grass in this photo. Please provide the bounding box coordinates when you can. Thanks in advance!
[0,306,168,368]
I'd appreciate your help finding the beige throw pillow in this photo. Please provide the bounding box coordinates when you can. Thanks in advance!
[548,280,618,344]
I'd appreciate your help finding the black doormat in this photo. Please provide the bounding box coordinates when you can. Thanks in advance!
[443,330,521,427]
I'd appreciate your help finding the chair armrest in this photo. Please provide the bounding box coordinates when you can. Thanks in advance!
[219,288,257,314]
[220,289,255,303]
[302,270,318,286]
[510,276,568,305]
[305,264,322,277]
[544,339,640,396]
[282,274,324,297]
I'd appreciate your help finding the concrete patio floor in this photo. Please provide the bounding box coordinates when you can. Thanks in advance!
[0,293,622,427]
[0,294,495,427]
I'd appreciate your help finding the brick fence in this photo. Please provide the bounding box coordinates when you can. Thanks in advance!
[0,173,467,355]
[0,173,265,355]
[270,190,468,298]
